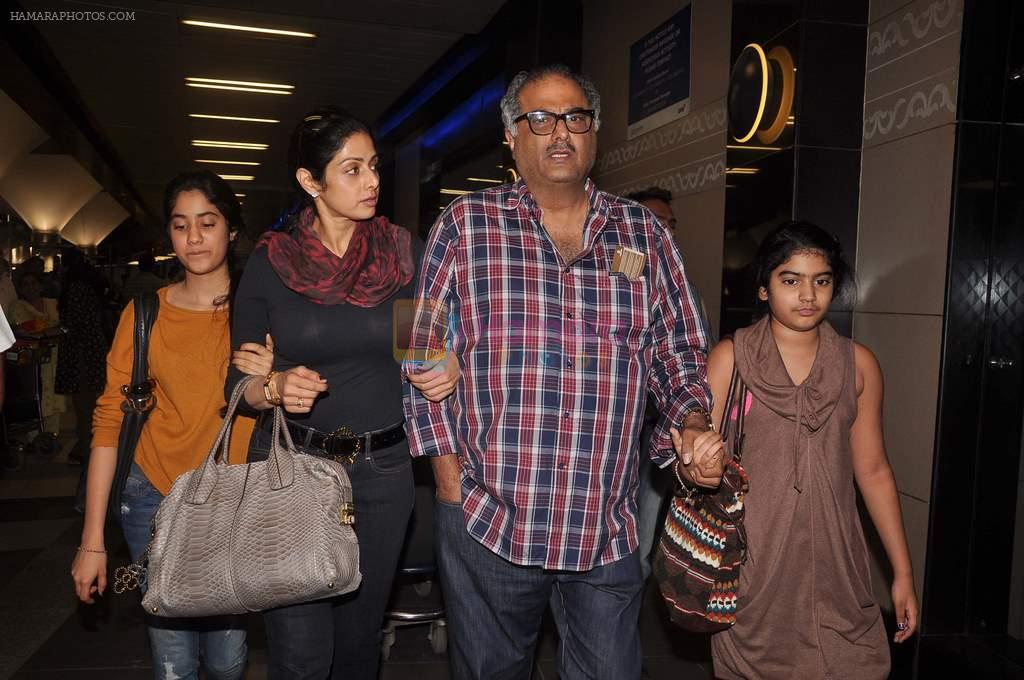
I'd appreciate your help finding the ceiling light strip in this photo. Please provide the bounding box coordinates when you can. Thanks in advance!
[195,159,261,166]
[186,77,293,90]
[182,20,315,39]
[189,114,279,124]
[186,83,291,95]
[192,140,268,150]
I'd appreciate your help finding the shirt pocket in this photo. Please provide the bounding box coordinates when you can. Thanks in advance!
[591,274,651,348]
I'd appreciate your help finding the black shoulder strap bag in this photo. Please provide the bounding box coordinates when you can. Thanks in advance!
[104,292,159,523]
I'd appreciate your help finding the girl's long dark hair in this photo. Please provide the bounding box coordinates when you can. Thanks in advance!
[271,106,373,232]
[751,221,855,310]
[162,170,244,309]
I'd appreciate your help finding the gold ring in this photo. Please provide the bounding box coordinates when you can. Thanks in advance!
[297,398,304,408]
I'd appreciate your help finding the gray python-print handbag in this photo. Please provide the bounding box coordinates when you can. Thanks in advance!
[138,376,361,617]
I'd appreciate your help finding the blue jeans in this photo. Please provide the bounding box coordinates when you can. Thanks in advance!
[435,497,643,680]
[120,464,247,680]
[248,429,415,680]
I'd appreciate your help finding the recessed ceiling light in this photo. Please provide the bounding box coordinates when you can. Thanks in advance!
[182,19,316,39]
[218,174,255,181]
[234,193,246,198]
[195,159,261,166]
[191,140,268,150]
[189,113,279,124]
[466,177,502,184]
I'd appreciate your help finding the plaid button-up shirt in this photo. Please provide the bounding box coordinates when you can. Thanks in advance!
[403,179,710,571]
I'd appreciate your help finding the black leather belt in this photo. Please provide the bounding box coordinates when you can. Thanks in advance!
[259,416,406,464]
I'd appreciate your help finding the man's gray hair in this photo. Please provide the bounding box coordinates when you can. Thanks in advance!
[500,64,602,137]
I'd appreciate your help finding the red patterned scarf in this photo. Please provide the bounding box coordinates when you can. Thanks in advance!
[259,208,414,307]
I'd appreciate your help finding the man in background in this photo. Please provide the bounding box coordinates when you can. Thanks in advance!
[625,187,713,583]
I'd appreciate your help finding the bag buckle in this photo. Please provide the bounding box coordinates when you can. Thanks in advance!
[339,502,355,525]
[121,379,157,413]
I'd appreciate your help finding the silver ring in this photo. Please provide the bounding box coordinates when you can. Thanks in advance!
[896,622,907,631]
[297,398,304,408]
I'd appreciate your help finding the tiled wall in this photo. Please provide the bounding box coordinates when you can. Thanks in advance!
[583,0,731,332]
[854,0,964,606]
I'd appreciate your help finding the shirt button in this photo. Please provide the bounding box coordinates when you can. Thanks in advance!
[566,311,573,319]
[563,410,570,418]
[566,359,573,368]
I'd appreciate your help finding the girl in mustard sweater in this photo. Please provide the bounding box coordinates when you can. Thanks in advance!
[71,171,273,680]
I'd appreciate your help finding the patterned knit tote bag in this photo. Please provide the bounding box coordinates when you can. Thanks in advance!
[653,364,749,633]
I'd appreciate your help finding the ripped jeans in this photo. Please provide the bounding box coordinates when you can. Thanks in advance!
[121,463,247,680]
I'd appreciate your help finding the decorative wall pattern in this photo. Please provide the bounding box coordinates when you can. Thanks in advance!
[595,102,727,175]
[868,0,960,61]
[864,78,957,141]
[607,155,726,199]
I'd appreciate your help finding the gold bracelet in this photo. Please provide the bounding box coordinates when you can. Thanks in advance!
[77,546,107,554]
[264,371,282,406]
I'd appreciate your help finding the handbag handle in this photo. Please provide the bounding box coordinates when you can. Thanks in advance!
[717,361,748,463]
[186,375,296,504]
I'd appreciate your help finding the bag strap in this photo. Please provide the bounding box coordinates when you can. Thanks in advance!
[131,292,158,386]
[186,376,297,505]
[718,364,740,441]
[717,357,749,463]
[106,292,159,525]
[119,292,159,413]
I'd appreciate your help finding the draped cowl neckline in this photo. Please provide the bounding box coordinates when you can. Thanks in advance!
[732,315,848,492]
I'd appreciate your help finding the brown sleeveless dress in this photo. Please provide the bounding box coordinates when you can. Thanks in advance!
[710,316,889,680]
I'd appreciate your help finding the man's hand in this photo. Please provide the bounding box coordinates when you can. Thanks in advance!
[670,422,726,489]
[407,354,460,403]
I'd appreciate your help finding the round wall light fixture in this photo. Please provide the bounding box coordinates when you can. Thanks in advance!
[728,43,796,145]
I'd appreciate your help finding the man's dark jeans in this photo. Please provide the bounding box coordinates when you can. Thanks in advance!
[435,497,643,680]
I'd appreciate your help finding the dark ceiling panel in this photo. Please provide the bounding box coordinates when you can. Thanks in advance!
[16,0,506,246]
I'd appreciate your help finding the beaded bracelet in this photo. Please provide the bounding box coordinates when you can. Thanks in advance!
[672,459,700,501]
[77,547,107,554]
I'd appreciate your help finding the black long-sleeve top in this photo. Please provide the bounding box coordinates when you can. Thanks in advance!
[227,239,421,434]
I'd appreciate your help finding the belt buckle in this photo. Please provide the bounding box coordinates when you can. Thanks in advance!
[325,425,361,465]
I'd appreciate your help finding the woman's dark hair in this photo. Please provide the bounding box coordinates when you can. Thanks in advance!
[163,170,244,308]
[751,221,854,309]
[284,106,373,217]
[58,248,106,316]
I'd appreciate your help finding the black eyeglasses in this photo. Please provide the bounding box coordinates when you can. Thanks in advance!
[513,109,596,136]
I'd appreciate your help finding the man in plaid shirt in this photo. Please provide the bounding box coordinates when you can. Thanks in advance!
[403,64,724,679]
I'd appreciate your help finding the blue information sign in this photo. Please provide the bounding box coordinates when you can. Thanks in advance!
[627,4,692,139]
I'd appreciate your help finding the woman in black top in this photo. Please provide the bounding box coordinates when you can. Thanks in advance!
[227,107,457,680]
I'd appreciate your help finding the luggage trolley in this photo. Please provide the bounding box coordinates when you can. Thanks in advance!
[381,459,448,660]
[2,336,59,468]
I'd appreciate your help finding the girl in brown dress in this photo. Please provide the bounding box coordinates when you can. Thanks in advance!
[705,222,918,679]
